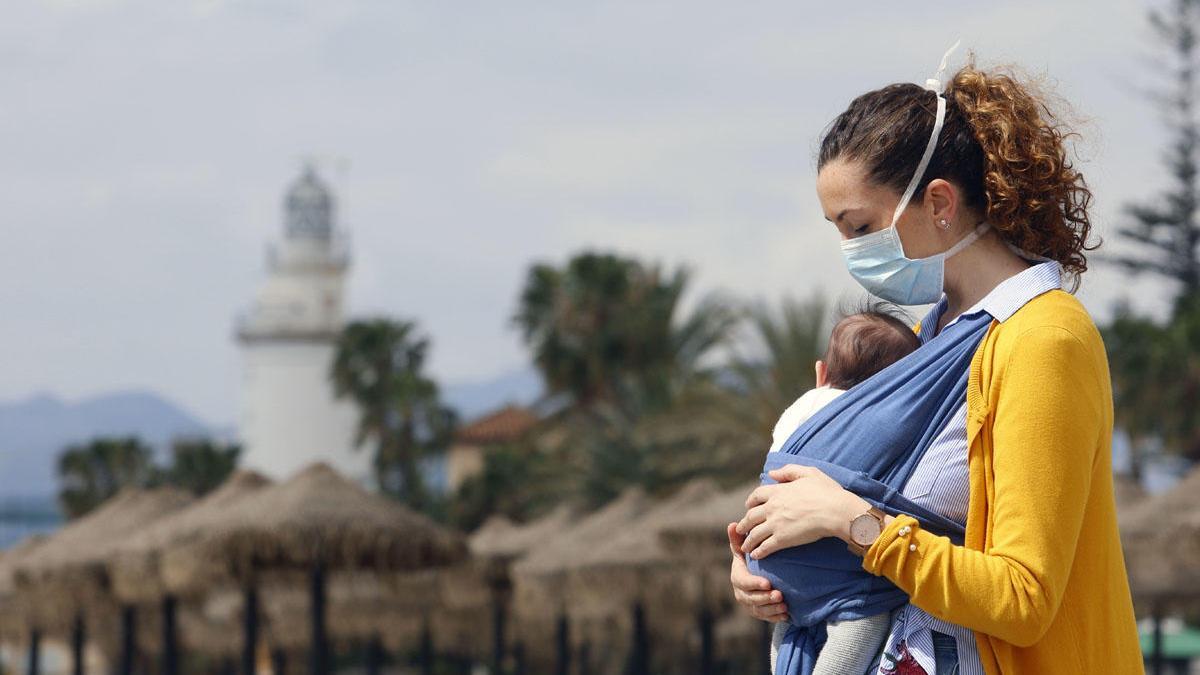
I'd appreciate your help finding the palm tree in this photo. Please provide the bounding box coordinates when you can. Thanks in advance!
[725,293,830,445]
[514,251,736,414]
[512,251,740,505]
[162,438,241,496]
[647,292,831,483]
[57,436,156,519]
[331,318,457,510]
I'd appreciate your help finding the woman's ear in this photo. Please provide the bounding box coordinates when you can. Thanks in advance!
[925,178,958,228]
[815,360,829,387]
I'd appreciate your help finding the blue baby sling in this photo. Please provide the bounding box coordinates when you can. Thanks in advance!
[748,310,993,675]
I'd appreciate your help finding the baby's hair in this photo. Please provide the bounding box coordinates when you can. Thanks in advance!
[823,298,920,389]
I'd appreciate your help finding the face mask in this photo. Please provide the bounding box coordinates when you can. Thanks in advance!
[841,218,990,305]
[839,37,973,306]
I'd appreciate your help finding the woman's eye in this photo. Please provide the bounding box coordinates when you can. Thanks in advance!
[853,224,870,235]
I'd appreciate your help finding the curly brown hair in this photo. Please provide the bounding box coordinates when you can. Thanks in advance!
[817,52,1098,291]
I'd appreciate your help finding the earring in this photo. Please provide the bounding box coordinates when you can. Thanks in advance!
[938,218,950,230]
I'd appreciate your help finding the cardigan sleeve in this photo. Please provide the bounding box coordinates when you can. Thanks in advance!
[861,324,1106,647]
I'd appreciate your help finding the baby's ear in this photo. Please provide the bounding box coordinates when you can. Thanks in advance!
[814,360,829,387]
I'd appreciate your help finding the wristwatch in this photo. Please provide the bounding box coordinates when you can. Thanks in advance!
[846,505,887,556]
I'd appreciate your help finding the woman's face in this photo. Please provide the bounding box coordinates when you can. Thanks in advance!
[816,157,950,259]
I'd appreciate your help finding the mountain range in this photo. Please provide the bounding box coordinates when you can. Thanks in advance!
[0,368,542,500]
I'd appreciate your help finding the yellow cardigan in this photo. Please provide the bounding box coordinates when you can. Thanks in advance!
[862,289,1143,674]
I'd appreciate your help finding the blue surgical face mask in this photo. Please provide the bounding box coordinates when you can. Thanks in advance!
[840,217,991,305]
[837,38,983,306]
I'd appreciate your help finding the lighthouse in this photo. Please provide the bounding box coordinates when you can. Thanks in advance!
[235,165,371,483]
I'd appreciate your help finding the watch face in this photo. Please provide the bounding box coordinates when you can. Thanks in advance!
[850,514,882,546]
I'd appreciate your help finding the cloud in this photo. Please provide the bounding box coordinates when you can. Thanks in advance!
[0,0,1175,425]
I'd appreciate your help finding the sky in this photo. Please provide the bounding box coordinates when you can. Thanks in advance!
[0,0,1178,427]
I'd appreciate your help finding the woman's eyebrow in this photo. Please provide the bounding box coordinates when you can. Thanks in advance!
[825,208,862,223]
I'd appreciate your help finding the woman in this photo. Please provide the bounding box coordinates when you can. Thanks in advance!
[727,53,1144,674]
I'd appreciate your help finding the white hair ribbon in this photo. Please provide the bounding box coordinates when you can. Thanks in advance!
[897,37,1058,266]
[887,38,963,230]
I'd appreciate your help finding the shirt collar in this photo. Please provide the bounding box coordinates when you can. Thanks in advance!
[921,259,1063,340]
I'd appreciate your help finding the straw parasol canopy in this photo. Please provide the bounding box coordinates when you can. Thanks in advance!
[0,534,48,643]
[160,462,468,594]
[108,470,272,605]
[13,487,195,634]
[562,479,722,621]
[469,503,575,563]
[511,486,651,582]
[1120,467,1200,613]
[1113,472,1148,523]
[658,479,760,560]
[509,487,652,665]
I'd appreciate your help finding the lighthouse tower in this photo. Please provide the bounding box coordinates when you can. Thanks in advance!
[235,165,371,483]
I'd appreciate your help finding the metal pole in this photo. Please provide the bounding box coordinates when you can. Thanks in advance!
[365,635,382,675]
[310,564,328,675]
[162,595,179,675]
[1152,607,1164,675]
[270,649,286,675]
[554,612,570,675]
[242,585,259,675]
[26,628,40,675]
[491,584,508,675]
[419,617,433,675]
[698,606,713,675]
[627,602,649,675]
[119,605,136,675]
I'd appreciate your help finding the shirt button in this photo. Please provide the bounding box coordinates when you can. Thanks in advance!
[909,544,917,551]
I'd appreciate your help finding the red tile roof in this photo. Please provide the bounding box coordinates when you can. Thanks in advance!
[455,405,538,444]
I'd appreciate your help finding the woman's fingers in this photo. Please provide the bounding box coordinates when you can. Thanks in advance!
[744,484,775,509]
[748,534,780,560]
[735,588,781,606]
[730,556,770,591]
[735,504,767,536]
[726,522,746,557]
[749,599,789,621]
[762,604,789,621]
[741,521,773,554]
[768,464,816,482]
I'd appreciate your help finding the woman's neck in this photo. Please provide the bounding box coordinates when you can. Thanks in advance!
[939,230,1031,328]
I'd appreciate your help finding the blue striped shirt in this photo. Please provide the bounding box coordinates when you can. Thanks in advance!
[873,259,1063,674]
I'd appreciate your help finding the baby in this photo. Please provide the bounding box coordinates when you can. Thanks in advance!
[766,306,920,675]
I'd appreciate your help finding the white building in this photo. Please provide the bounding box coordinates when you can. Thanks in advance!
[235,166,371,483]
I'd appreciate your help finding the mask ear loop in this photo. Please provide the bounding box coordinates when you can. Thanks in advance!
[886,38,962,232]
[895,40,1060,269]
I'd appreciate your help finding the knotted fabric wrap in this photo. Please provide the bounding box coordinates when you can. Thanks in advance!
[748,309,993,675]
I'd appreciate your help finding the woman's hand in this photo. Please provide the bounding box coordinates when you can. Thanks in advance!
[735,464,870,560]
[727,522,789,622]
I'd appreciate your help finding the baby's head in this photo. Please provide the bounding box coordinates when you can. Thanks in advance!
[818,305,920,389]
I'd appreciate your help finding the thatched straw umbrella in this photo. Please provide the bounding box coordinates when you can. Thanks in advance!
[159,462,468,675]
[0,534,49,674]
[470,504,574,562]
[469,503,574,671]
[1113,472,1148,523]
[12,488,194,675]
[511,487,652,674]
[107,470,272,675]
[1120,467,1200,674]
[554,479,722,674]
